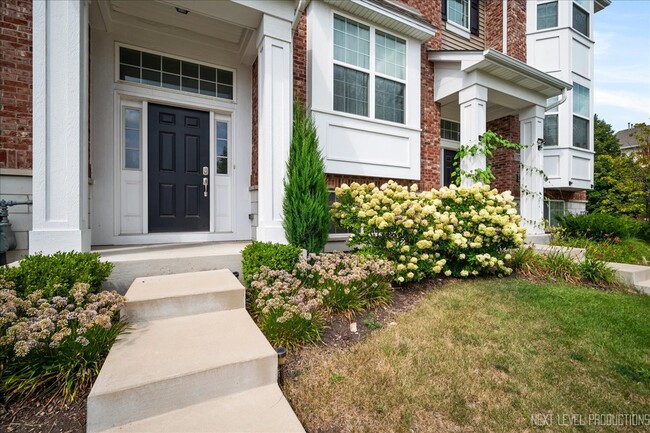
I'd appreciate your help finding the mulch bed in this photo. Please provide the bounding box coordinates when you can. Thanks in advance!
[0,278,446,433]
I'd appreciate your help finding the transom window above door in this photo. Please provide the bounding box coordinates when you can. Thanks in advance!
[118,46,234,100]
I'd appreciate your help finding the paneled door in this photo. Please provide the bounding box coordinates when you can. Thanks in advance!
[148,103,210,232]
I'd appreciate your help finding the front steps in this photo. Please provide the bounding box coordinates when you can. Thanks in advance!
[606,262,650,295]
[87,269,304,433]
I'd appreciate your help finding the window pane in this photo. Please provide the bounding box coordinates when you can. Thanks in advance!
[573,83,589,117]
[544,114,558,146]
[573,116,589,149]
[217,157,228,175]
[375,77,405,123]
[448,0,469,28]
[182,61,199,78]
[537,2,558,30]
[333,65,368,116]
[120,47,140,67]
[125,129,140,150]
[217,122,228,140]
[216,121,228,174]
[125,149,140,170]
[217,69,234,86]
[217,84,234,100]
[375,30,406,80]
[441,119,461,141]
[142,52,161,70]
[200,80,216,97]
[125,108,140,129]
[162,73,181,90]
[333,15,370,69]
[124,108,141,170]
[162,57,180,74]
[200,65,216,82]
[120,64,141,83]
[573,3,589,36]
[142,68,161,87]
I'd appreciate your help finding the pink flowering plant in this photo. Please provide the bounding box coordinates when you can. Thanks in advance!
[331,181,526,282]
[249,252,393,347]
[0,275,126,402]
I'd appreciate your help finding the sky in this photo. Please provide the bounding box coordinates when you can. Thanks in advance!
[594,0,650,132]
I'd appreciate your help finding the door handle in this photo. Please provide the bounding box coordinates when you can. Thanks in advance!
[203,177,209,197]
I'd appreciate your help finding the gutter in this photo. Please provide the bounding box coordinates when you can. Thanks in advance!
[546,88,567,112]
[292,0,309,32]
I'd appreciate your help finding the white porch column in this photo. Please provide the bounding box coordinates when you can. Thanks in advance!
[256,14,292,243]
[458,85,488,187]
[519,105,546,235]
[30,0,90,254]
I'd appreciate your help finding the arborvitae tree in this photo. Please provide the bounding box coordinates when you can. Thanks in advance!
[282,103,330,253]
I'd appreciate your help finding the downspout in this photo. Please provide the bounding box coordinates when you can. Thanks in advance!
[502,0,507,54]
[546,88,568,111]
[292,0,308,32]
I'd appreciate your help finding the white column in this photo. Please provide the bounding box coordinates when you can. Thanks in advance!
[459,85,488,187]
[256,14,293,243]
[30,0,90,254]
[519,105,546,235]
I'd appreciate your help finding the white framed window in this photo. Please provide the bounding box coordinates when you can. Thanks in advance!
[122,104,142,170]
[572,1,590,37]
[332,14,406,124]
[537,1,558,30]
[544,96,559,147]
[544,200,566,226]
[215,119,230,175]
[117,45,235,101]
[448,0,469,29]
[441,119,461,141]
[572,83,590,149]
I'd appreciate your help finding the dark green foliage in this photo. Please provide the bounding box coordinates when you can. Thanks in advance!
[283,103,330,253]
[593,114,621,156]
[579,258,616,285]
[0,252,113,298]
[241,242,302,288]
[637,222,650,243]
[558,213,640,241]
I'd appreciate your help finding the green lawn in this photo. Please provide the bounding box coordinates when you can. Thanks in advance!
[552,237,650,266]
[284,279,650,433]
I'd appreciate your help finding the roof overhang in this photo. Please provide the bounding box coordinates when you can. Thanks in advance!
[428,49,571,102]
[323,0,437,41]
[594,0,611,13]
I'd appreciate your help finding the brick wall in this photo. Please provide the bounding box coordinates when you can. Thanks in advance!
[485,0,503,52]
[507,0,527,62]
[293,15,307,107]
[487,115,520,194]
[1,0,32,170]
[545,189,587,202]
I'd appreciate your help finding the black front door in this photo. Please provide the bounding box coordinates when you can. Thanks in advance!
[443,149,458,187]
[148,104,210,232]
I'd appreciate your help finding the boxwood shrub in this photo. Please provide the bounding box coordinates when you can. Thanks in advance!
[558,213,640,241]
[241,242,302,288]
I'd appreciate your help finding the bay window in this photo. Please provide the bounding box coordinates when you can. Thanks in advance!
[537,1,558,30]
[332,14,406,124]
[572,83,590,149]
[572,1,590,37]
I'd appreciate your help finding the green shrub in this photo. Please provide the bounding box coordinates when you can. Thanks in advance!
[331,181,525,282]
[506,247,539,272]
[241,242,302,288]
[0,252,113,298]
[579,258,616,285]
[637,222,650,243]
[282,104,330,253]
[0,277,125,402]
[250,253,393,347]
[558,213,640,241]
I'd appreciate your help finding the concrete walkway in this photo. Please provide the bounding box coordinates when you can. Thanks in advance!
[87,269,304,433]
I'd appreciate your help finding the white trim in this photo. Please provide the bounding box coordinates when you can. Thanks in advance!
[445,20,470,39]
[446,0,470,32]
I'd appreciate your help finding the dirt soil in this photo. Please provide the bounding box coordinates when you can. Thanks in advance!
[0,279,445,433]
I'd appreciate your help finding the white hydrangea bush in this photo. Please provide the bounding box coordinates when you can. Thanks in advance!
[331,181,526,283]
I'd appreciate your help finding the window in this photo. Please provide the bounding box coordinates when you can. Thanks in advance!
[216,121,229,174]
[332,15,406,124]
[537,1,558,30]
[118,47,234,100]
[572,2,589,36]
[123,107,141,169]
[448,0,469,29]
[544,96,558,147]
[572,83,590,149]
[441,119,461,141]
[544,200,566,226]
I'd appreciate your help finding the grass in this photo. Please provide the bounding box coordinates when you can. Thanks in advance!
[551,236,650,266]
[283,279,650,432]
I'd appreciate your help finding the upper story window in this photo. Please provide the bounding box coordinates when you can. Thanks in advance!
[572,1,590,37]
[118,47,234,100]
[572,83,590,149]
[537,1,558,30]
[442,0,479,36]
[448,0,469,29]
[333,14,406,124]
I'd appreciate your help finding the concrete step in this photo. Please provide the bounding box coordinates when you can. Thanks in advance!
[99,384,304,433]
[87,309,277,433]
[636,280,650,295]
[530,244,586,261]
[97,242,248,294]
[606,262,650,288]
[122,269,244,322]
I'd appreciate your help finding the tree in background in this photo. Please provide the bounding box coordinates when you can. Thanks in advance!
[282,103,330,253]
[629,123,650,220]
[588,117,650,219]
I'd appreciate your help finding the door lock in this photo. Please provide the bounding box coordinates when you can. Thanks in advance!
[203,177,209,197]
[202,166,209,176]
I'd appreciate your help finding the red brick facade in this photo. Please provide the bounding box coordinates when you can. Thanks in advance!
[0,0,32,170]
[545,189,587,202]
[485,0,504,52]
[487,115,520,194]
[250,59,258,188]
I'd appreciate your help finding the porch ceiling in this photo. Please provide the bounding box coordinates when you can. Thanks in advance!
[428,49,572,113]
